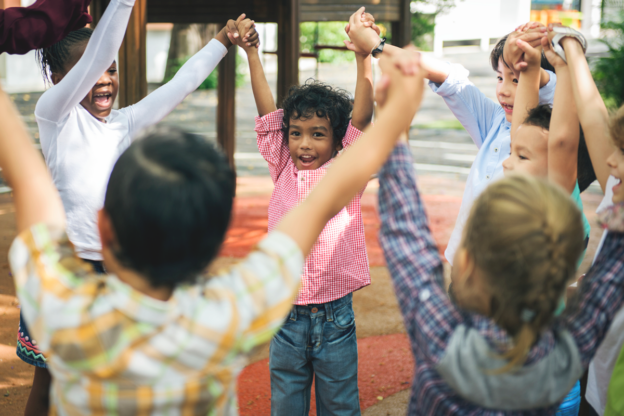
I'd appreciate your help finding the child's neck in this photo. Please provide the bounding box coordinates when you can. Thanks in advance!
[102,250,173,301]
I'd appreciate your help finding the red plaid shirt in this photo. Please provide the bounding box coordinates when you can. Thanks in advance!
[255,109,371,304]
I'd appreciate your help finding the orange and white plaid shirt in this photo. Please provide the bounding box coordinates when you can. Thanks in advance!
[9,223,303,415]
[255,109,371,305]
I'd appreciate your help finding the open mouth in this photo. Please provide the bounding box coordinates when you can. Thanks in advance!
[299,154,317,168]
[501,103,514,114]
[93,92,112,108]
[613,177,622,194]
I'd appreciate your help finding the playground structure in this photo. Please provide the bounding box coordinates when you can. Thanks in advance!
[90,0,411,168]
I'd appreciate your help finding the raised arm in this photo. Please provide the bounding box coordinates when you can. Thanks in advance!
[0,0,92,55]
[233,19,277,116]
[0,85,64,233]
[543,37,579,193]
[351,53,374,130]
[554,29,613,191]
[509,38,542,139]
[124,20,248,136]
[275,53,424,257]
[34,0,135,123]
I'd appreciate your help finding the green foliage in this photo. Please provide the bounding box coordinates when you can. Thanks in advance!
[411,13,436,51]
[300,22,354,64]
[162,52,247,90]
[592,12,624,110]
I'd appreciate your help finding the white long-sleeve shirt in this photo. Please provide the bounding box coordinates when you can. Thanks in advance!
[35,0,228,260]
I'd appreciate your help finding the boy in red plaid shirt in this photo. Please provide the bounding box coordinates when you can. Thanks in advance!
[230,8,378,414]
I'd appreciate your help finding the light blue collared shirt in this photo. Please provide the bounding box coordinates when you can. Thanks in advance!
[429,63,557,264]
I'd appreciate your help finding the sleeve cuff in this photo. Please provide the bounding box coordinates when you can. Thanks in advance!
[538,70,557,106]
[208,38,229,59]
[428,63,470,97]
[255,109,285,134]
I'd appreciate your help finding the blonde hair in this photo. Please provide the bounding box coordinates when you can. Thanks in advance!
[463,175,584,372]
[610,104,624,149]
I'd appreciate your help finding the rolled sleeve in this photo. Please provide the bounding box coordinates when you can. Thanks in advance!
[428,63,500,148]
[255,109,292,182]
[342,121,364,149]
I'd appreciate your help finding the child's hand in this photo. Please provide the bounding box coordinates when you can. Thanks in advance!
[225,14,259,52]
[514,21,545,32]
[344,7,382,56]
[514,37,543,71]
[541,33,566,69]
[503,28,545,75]
[345,10,380,37]
[237,18,260,50]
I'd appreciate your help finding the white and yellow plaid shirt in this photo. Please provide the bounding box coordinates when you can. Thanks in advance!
[10,223,303,415]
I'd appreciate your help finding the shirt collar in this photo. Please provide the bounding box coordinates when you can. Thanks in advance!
[107,275,182,325]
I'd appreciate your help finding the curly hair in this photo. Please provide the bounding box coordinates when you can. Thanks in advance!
[280,79,353,150]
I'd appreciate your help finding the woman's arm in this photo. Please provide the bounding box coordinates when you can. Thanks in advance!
[0,0,92,55]
[0,85,64,233]
[34,0,135,123]
[560,34,613,191]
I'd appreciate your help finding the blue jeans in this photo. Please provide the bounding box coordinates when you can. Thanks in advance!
[270,294,360,416]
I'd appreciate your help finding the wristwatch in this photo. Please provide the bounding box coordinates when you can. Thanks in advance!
[551,26,587,63]
[371,38,386,58]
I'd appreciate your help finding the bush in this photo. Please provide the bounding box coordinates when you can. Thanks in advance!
[592,12,624,109]
[300,22,355,64]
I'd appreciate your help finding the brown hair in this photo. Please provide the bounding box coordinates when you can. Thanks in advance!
[490,34,555,73]
[463,175,584,371]
[610,104,624,149]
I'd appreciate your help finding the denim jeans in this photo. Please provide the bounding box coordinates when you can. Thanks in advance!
[270,293,360,416]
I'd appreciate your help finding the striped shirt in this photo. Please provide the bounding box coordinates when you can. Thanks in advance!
[255,109,370,304]
[10,224,303,415]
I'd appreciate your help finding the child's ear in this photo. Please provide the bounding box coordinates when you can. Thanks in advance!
[51,72,64,86]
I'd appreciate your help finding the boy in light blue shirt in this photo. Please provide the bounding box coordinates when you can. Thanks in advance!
[344,22,557,263]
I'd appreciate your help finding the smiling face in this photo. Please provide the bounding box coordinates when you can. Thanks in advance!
[496,59,519,123]
[503,124,549,177]
[288,115,341,170]
[50,41,119,122]
[79,61,119,121]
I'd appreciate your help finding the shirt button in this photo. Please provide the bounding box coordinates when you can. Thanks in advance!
[494,148,499,153]
[419,289,431,301]
[301,176,305,181]
[486,175,490,179]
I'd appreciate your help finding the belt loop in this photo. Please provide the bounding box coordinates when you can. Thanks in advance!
[289,306,297,321]
[325,300,334,322]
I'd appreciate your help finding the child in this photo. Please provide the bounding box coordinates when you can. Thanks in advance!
[18,0,258,413]
[375,62,624,414]
[502,32,594,262]
[547,23,624,415]
[0,0,91,55]
[231,9,376,414]
[0,41,425,415]
[344,15,558,266]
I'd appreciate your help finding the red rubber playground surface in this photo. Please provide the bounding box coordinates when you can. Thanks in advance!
[221,177,462,414]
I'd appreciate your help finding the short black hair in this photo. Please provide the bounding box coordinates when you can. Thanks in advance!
[523,105,597,192]
[280,79,353,151]
[104,126,235,289]
[490,33,555,74]
[37,28,93,83]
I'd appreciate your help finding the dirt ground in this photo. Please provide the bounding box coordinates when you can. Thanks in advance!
[0,176,604,415]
